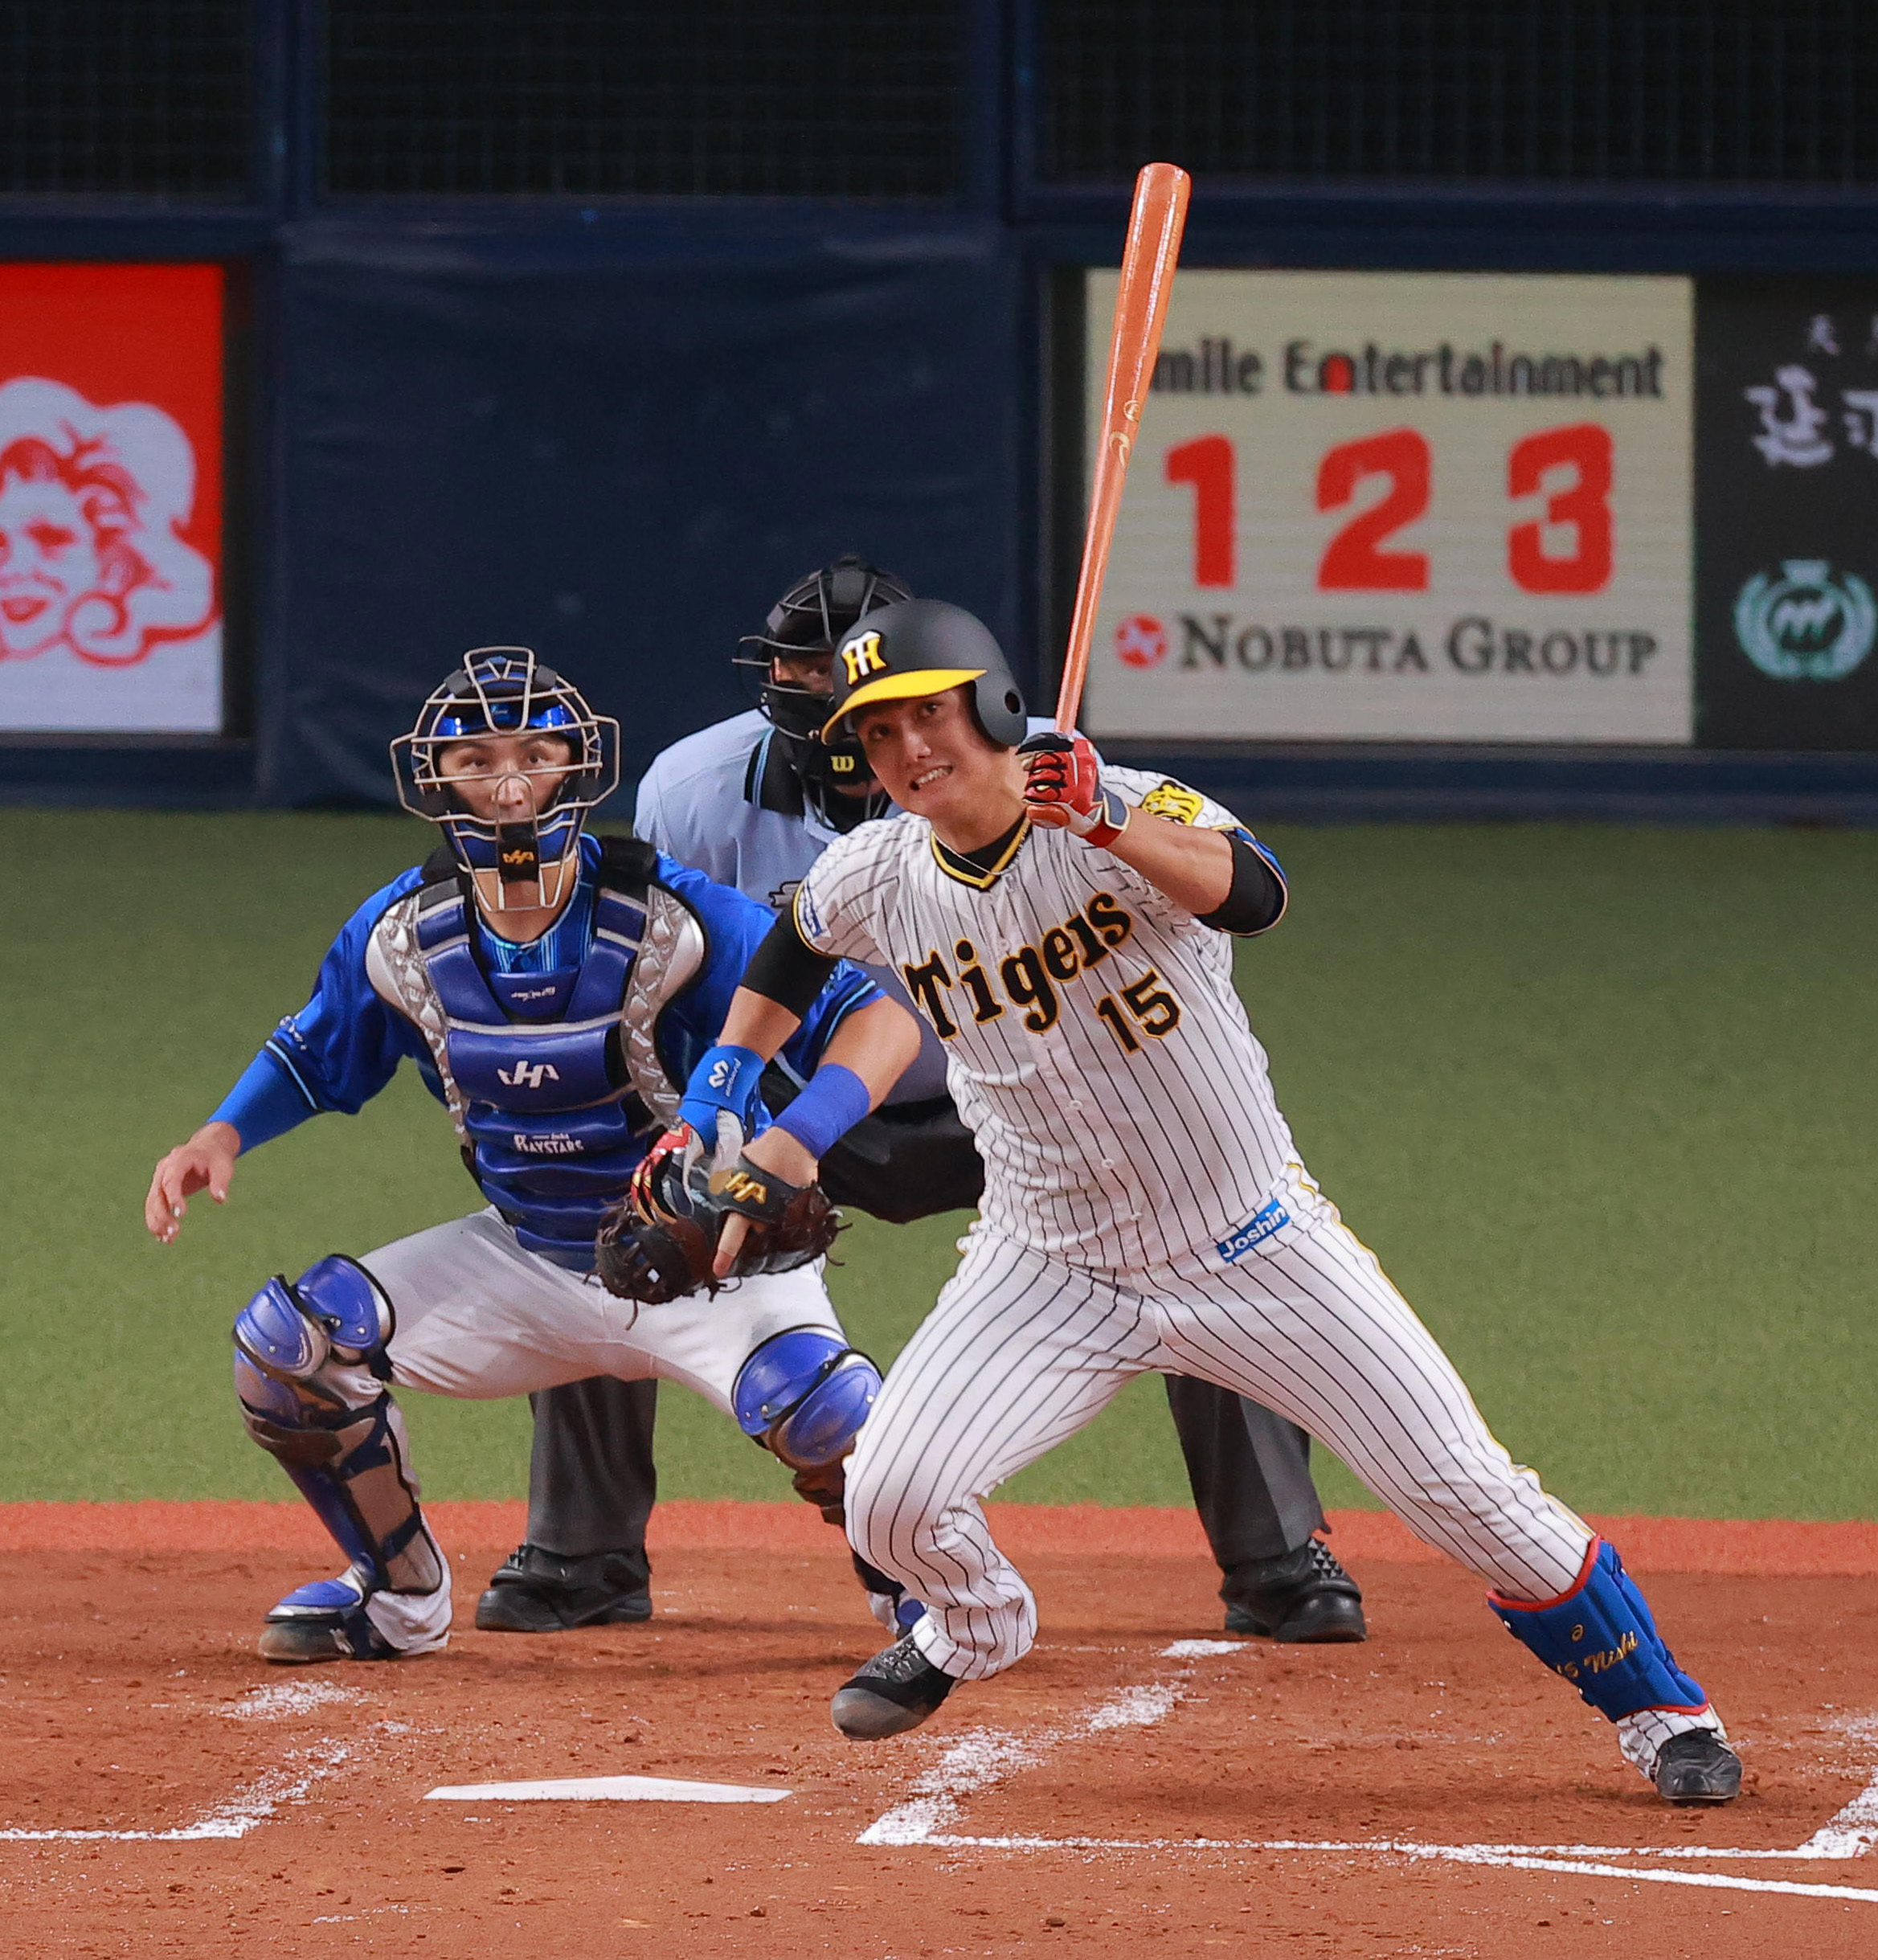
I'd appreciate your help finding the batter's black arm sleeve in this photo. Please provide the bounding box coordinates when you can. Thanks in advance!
[741,909,843,1017]
[1197,833,1287,937]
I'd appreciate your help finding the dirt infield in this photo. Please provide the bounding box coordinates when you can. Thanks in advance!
[5,1505,1878,1958]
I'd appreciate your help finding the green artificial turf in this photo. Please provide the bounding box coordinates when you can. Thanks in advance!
[4,810,1876,1519]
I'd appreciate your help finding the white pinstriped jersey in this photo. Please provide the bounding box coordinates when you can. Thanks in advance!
[792,767,1299,1273]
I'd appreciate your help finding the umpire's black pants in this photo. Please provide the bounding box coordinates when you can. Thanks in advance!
[518,1099,1329,1598]
[522,1375,1324,1595]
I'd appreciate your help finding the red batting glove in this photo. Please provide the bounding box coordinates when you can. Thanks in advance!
[1017,731,1130,849]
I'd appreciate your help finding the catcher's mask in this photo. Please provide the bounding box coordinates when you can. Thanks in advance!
[731,554,912,830]
[390,648,620,913]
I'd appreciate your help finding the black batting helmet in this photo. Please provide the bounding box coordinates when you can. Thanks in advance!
[820,599,1027,749]
[733,554,913,826]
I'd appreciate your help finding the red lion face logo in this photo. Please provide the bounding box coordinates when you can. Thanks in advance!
[0,377,217,667]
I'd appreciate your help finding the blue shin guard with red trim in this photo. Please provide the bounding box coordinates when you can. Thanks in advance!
[1490,1539,1708,1722]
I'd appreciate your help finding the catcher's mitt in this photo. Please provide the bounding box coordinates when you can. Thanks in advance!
[595,1125,843,1303]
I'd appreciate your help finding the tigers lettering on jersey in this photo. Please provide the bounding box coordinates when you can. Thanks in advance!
[792,766,1300,1269]
[900,892,1134,1037]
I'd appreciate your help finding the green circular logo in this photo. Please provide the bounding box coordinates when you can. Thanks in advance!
[1733,560,1878,681]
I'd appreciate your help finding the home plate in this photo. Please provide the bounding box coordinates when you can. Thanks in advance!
[424,1774,792,1805]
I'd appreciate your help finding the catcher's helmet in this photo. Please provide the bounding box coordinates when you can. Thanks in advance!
[733,554,912,828]
[390,648,620,907]
[820,599,1026,748]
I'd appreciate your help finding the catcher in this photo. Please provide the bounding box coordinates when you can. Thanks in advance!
[144,647,923,1663]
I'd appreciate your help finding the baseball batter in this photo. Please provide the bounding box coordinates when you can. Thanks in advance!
[624,556,1360,1640]
[682,597,1742,1805]
[142,649,923,1663]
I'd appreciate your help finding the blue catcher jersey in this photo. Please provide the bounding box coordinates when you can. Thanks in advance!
[225,833,879,1268]
[632,709,1066,1104]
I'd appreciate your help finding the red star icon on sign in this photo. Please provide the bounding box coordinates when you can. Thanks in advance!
[1114,614,1167,669]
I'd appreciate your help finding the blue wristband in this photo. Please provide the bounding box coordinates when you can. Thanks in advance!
[771,1064,872,1160]
[677,1042,767,1137]
[208,1050,317,1153]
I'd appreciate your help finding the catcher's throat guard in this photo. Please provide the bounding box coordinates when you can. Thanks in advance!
[595,1124,843,1304]
[391,647,620,913]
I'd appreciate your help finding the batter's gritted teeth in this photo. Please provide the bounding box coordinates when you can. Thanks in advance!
[912,764,952,790]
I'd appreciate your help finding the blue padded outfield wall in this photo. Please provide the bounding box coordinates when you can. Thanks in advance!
[4,1,1878,820]
[268,219,1020,805]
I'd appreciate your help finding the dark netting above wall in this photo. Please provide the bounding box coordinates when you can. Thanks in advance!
[1041,0,1878,188]
[0,0,252,197]
[323,0,961,198]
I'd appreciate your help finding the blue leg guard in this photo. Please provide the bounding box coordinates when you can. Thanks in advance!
[731,1326,882,1472]
[733,1328,926,1633]
[1490,1538,1710,1724]
[234,1258,445,1652]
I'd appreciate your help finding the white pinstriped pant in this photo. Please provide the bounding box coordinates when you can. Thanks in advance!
[846,1169,1599,1684]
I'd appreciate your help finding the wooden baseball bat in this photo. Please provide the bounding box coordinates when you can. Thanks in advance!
[1054,160,1192,734]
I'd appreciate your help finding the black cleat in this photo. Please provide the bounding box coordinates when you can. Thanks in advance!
[1654,1731,1743,1805]
[474,1545,653,1633]
[257,1616,407,1665]
[259,1573,437,1665]
[1224,1538,1368,1643]
[832,1632,957,1740]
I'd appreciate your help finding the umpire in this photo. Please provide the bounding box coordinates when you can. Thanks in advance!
[476,557,1365,1644]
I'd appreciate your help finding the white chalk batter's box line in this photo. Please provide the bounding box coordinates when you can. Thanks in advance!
[0,1684,391,1843]
[859,1642,1878,1907]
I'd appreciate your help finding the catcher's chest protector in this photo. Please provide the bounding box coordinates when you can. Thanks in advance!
[383,846,685,1268]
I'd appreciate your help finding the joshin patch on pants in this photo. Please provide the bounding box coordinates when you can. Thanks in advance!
[1214,1196,1291,1265]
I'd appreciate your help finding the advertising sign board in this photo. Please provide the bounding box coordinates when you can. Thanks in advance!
[0,264,224,734]
[1696,281,1878,750]
[1080,271,1694,746]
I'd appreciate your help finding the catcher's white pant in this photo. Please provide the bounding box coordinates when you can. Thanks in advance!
[350,1206,842,1651]
[370,1207,841,1405]
[847,1168,1598,1680]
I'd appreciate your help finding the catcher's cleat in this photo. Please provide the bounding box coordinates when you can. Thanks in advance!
[259,1576,437,1665]
[832,1632,956,1740]
[1653,1731,1743,1805]
[1223,1538,1368,1643]
[474,1545,653,1633]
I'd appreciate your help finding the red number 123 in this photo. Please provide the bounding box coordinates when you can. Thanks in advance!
[1164,424,1614,595]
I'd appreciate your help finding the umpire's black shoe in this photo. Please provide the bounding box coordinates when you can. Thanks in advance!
[832,1632,957,1740]
[474,1545,653,1633]
[1654,1731,1743,1805]
[1223,1539,1368,1643]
